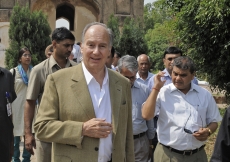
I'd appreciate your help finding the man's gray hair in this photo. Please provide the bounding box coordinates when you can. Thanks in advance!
[173,56,196,74]
[117,55,138,74]
[81,22,113,47]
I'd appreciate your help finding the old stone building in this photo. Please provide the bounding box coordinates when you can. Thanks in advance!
[0,0,144,48]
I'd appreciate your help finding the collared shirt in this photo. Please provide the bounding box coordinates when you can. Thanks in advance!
[148,68,198,89]
[155,83,222,150]
[26,55,77,103]
[82,63,112,162]
[136,71,154,86]
[132,81,154,139]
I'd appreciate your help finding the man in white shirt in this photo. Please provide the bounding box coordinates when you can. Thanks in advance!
[142,56,222,162]
[34,22,134,162]
[136,54,154,86]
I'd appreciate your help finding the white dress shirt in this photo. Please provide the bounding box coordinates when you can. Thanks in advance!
[82,63,112,162]
[155,83,222,150]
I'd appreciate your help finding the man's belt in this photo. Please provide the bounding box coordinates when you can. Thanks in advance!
[133,132,145,139]
[161,143,205,156]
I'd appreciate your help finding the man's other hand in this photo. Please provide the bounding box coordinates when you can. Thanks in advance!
[82,118,112,138]
[25,133,36,155]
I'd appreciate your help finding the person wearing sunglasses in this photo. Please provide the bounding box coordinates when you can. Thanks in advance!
[142,56,222,162]
[148,46,198,89]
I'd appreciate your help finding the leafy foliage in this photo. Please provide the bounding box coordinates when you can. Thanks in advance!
[144,1,179,71]
[5,4,51,69]
[167,0,230,97]
[118,18,147,58]
[107,15,120,48]
[107,16,147,58]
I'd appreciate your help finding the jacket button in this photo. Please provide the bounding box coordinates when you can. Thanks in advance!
[95,147,99,151]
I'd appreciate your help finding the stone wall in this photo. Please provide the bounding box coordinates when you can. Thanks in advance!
[0,0,144,67]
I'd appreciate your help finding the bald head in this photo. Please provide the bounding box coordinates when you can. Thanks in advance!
[137,54,150,62]
[81,22,113,47]
[137,54,151,76]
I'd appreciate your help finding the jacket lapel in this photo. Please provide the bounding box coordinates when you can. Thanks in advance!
[70,64,96,120]
[108,70,122,137]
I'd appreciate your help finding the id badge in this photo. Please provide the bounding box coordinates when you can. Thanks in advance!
[6,103,12,116]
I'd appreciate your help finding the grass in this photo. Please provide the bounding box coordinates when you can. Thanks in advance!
[205,108,227,160]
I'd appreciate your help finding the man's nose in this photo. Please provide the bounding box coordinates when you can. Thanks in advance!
[93,46,100,54]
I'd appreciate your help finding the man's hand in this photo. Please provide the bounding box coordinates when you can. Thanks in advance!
[82,118,112,138]
[25,133,36,155]
[153,71,166,89]
[193,128,210,141]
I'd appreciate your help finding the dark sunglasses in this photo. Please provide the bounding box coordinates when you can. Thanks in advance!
[167,57,174,61]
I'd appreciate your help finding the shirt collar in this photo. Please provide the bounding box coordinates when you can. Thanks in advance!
[82,62,109,85]
[163,68,171,78]
[49,55,72,70]
[136,71,153,80]
[132,80,140,89]
[169,82,199,93]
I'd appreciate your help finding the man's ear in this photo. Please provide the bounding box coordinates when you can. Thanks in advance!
[52,40,56,48]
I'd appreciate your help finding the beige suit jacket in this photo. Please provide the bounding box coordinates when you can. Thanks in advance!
[34,64,134,162]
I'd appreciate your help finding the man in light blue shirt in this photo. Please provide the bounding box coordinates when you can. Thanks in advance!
[136,54,154,86]
[148,47,198,89]
[118,55,154,162]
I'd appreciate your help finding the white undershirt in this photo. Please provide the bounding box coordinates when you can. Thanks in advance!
[82,63,112,162]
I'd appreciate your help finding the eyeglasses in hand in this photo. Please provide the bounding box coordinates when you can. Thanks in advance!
[184,111,203,134]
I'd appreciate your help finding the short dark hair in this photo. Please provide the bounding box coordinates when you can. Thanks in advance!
[173,56,196,74]
[111,46,115,57]
[52,27,75,43]
[18,47,31,62]
[115,51,121,58]
[164,46,182,58]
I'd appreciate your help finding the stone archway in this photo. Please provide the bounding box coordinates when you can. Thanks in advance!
[56,3,75,31]
[30,0,100,42]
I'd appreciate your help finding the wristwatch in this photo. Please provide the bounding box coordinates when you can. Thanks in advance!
[206,128,212,136]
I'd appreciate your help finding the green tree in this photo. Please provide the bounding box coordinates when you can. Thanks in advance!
[118,18,147,58]
[107,15,120,49]
[5,4,51,69]
[145,21,178,71]
[144,0,179,71]
[167,0,230,97]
